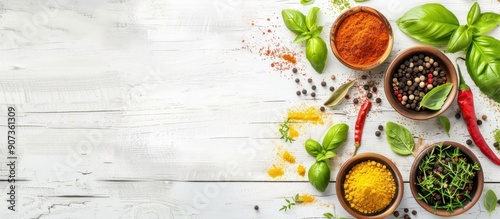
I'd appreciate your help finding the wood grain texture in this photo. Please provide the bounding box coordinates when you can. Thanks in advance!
[0,0,499,218]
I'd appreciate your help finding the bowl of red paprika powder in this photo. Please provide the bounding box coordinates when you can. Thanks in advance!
[330,6,393,70]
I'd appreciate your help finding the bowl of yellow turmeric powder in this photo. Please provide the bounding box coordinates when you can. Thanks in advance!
[336,153,404,218]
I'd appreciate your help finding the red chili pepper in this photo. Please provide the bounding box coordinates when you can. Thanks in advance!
[353,100,371,156]
[457,64,500,166]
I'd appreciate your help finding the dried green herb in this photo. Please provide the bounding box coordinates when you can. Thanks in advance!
[279,118,294,143]
[324,81,355,107]
[279,194,304,211]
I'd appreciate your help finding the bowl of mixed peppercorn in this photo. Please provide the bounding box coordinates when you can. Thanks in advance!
[410,141,484,216]
[384,46,458,120]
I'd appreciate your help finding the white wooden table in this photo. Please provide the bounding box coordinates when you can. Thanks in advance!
[1,0,500,218]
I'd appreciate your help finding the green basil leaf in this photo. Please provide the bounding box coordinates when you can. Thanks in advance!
[495,129,500,145]
[396,3,459,44]
[324,81,355,107]
[305,139,322,157]
[484,189,497,215]
[473,13,500,35]
[300,0,314,5]
[467,2,481,26]
[438,116,451,137]
[323,213,334,219]
[308,161,330,192]
[386,122,415,156]
[447,25,473,53]
[306,37,327,73]
[281,9,308,35]
[306,7,319,31]
[466,35,500,103]
[294,32,311,44]
[419,83,453,110]
[354,0,368,2]
[310,26,323,38]
[322,123,349,151]
[316,151,336,161]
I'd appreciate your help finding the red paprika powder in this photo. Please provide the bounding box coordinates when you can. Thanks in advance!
[334,11,389,66]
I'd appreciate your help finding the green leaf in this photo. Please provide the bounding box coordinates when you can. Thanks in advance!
[419,83,453,110]
[324,81,355,107]
[473,13,500,35]
[305,139,322,157]
[308,161,330,192]
[494,129,500,144]
[386,122,415,156]
[467,2,481,26]
[310,26,323,38]
[466,35,500,103]
[294,32,311,44]
[306,37,327,73]
[484,189,497,215]
[300,0,314,5]
[396,3,459,44]
[354,0,368,2]
[322,123,349,151]
[316,151,336,161]
[306,7,319,31]
[281,9,308,35]
[447,25,473,53]
[323,213,334,218]
[438,116,451,137]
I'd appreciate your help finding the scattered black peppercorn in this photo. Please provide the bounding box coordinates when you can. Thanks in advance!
[311,92,316,97]
[292,68,297,73]
[321,81,327,87]
[378,125,383,131]
[296,91,301,96]
[329,86,335,92]
[367,93,373,99]
[372,86,377,92]
[375,131,381,137]
[320,106,325,112]
[363,84,369,90]
[308,78,313,83]
[412,210,417,215]
[393,211,400,217]
[466,139,472,145]
[361,75,368,80]
[494,142,499,148]
[477,120,482,125]
[302,89,307,95]
[404,214,410,219]
[345,94,350,99]
[312,85,316,90]
[353,98,359,104]
[404,208,409,213]
[295,78,299,83]
[376,98,382,103]
[254,205,259,210]
[455,113,461,119]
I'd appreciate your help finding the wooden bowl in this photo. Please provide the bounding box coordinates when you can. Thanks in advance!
[409,141,484,216]
[384,46,458,120]
[330,6,393,70]
[336,153,404,219]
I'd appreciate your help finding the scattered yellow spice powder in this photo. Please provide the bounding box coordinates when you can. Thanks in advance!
[267,165,284,178]
[287,106,324,125]
[343,160,396,214]
[282,151,296,164]
[297,164,306,177]
[298,194,315,203]
[288,125,299,139]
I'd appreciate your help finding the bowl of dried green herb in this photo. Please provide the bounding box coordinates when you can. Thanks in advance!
[410,141,484,216]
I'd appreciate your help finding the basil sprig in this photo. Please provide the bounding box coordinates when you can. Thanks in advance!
[484,189,498,215]
[304,123,348,192]
[281,7,327,73]
[397,2,500,104]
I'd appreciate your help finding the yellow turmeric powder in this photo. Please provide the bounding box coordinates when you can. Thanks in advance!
[343,160,396,214]
[282,151,296,164]
[267,165,284,178]
[297,164,306,177]
[298,194,315,203]
[288,125,299,139]
[287,106,324,125]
